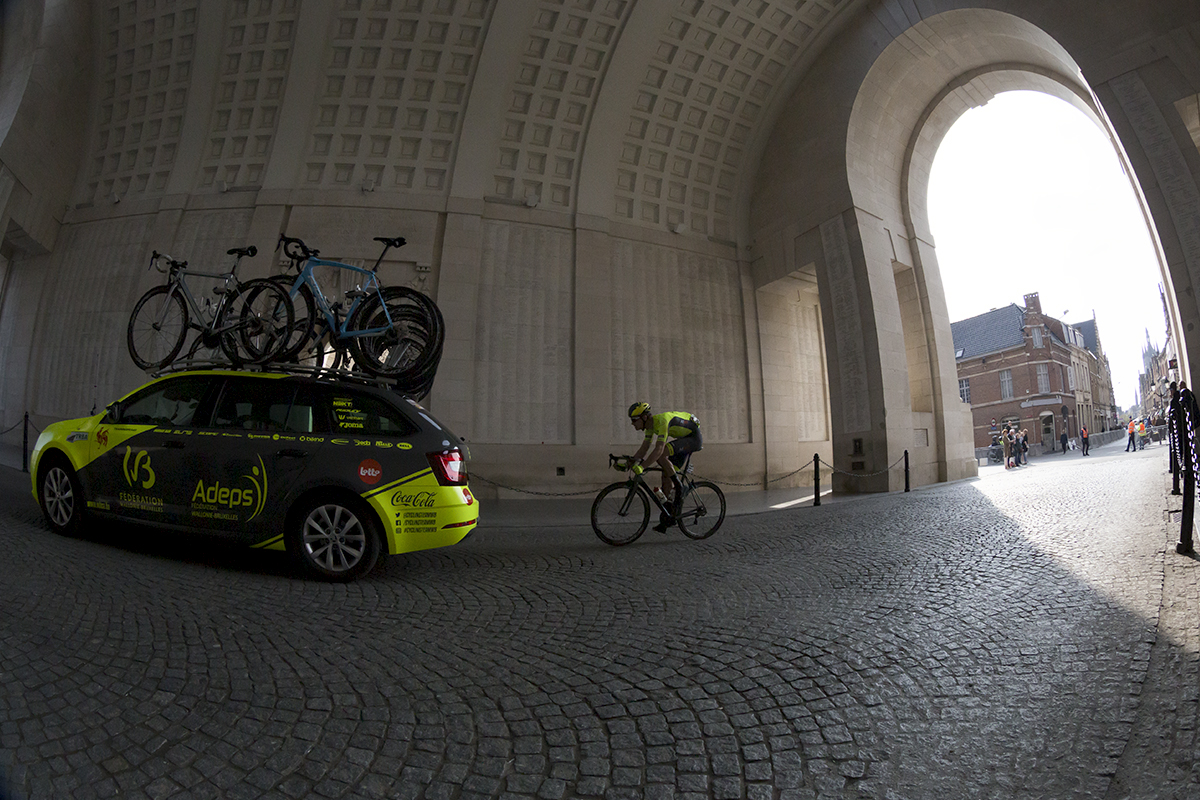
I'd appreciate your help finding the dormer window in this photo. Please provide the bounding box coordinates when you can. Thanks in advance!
[1032,327,1044,348]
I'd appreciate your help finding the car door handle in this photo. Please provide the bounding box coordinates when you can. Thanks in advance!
[164,440,186,449]
[277,449,309,458]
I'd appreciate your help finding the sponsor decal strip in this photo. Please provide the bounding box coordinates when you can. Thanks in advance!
[361,469,432,500]
[252,533,285,550]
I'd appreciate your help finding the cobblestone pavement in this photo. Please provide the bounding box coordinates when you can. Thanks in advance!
[1,444,1198,800]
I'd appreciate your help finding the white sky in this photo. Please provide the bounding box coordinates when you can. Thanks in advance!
[927,90,1166,410]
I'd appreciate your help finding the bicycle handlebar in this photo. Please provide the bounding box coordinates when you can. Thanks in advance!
[276,234,318,265]
[149,251,187,273]
[609,454,635,472]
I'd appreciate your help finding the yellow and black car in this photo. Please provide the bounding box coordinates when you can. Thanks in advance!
[30,370,478,581]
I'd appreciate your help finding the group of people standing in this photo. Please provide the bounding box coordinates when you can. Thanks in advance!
[1000,425,1030,469]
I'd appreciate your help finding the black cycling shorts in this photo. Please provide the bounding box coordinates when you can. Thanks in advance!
[666,430,703,468]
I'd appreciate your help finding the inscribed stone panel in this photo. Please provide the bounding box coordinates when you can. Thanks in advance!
[472,220,572,443]
[609,238,749,443]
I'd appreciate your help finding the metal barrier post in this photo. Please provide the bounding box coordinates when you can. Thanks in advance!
[1181,455,1195,554]
[812,453,820,507]
[904,449,910,492]
[22,412,29,473]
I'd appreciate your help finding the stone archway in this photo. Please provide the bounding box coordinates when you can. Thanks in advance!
[749,7,1183,490]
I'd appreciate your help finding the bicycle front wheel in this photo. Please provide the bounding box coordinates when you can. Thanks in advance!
[677,480,726,539]
[220,278,294,365]
[591,482,650,546]
[127,285,188,370]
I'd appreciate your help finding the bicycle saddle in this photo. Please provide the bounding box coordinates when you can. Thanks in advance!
[374,236,406,249]
[226,246,257,258]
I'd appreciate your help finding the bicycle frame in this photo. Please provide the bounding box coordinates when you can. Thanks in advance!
[284,257,395,341]
[608,456,687,520]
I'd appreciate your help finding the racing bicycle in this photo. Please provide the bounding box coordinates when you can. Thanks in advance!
[274,235,444,387]
[126,247,294,371]
[591,454,726,545]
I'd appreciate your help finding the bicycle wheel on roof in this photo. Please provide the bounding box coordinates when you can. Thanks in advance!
[127,285,189,370]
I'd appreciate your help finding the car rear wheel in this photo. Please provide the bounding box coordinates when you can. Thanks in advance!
[287,494,382,581]
[39,458,86,536]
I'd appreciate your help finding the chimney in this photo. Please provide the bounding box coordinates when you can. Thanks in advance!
[1023,293,1041,314]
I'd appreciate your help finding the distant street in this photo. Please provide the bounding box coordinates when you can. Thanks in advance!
[1,440,1197,799]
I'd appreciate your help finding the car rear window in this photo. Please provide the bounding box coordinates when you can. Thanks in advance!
[329,392,419,437]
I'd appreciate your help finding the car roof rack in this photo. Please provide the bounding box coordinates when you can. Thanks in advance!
[148,358,427,399]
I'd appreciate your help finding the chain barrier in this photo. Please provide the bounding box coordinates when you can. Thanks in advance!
[470,473,604,498]
[0,419,21,436]
[476,451,909,499]
[816,453,907,478]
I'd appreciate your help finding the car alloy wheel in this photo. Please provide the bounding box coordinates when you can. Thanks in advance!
[290,496,381,581]
[40,462,83,536]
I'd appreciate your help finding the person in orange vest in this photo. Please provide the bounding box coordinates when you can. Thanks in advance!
[1126,418,1137,452]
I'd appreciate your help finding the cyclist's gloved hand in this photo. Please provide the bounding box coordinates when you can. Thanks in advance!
[631,464,643,475]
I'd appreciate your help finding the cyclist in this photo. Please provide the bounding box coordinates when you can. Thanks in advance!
[627,402,703,531]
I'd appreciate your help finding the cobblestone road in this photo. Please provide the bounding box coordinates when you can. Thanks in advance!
[1,445,1198,800]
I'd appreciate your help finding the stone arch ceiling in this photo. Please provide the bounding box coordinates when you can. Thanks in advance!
[78,0,866,239]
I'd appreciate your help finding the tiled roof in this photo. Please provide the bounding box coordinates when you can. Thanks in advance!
[950,304,1026,360]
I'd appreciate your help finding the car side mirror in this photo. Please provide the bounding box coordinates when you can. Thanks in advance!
[104,401,121,422]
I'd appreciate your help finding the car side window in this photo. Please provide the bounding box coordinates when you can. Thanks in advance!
[107,376,211,427]
[211,379,298,431]
[329,391,419,437]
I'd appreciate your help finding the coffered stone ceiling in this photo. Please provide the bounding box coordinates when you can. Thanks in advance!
[79,0,865,243]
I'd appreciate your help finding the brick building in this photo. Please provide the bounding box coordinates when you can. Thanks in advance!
[951,293,1114,450]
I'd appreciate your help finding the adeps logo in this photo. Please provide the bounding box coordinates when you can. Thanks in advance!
[191,456,268,521]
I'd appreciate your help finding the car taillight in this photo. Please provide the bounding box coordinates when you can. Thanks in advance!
[428,449,467,485]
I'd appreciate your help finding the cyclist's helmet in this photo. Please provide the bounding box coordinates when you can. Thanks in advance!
[628,401,651,419]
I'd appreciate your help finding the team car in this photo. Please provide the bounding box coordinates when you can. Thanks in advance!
[29,370,478,580]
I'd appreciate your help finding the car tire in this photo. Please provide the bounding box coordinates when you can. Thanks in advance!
[287,493,382,581]
[38,456,86,536]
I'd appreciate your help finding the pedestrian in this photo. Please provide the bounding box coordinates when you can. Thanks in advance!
[1081,425,1089,456]
[1001,424,1012,469]
[1126,417,1137,452]
[1060,428,1068,455]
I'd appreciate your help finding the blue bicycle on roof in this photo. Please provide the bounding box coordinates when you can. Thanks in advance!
[273,234,444,394]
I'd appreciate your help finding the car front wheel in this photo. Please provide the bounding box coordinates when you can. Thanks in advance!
[287,494,382,581]
[39,458,86,536]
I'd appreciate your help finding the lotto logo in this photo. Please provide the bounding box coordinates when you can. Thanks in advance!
[358,459,382,485]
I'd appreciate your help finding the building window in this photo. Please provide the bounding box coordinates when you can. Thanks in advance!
[1068,365,1076,391]
[959,378,970,403]
[1032,327,1043,348]
[1000,369,1013,400]
[1037,364,1050,394]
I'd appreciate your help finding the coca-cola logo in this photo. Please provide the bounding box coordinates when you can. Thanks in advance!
[358,459,382,485]
[391,490,435,507]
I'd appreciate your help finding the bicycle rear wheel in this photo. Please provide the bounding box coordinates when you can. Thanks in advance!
[348,287,443,383]
[591,482,650,546]
[220,278,294,365]
[127,285,188,370]
[677,480,726,539]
